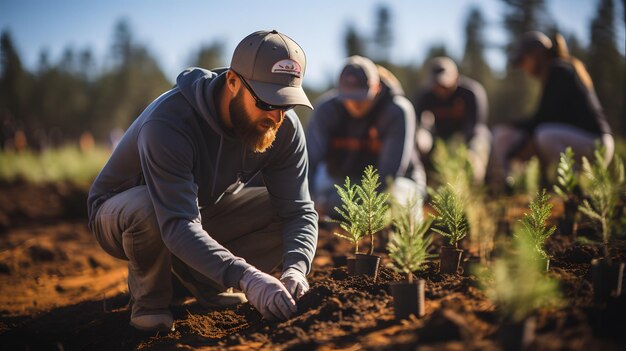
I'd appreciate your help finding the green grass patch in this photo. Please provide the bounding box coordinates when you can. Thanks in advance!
[0,145,110,185]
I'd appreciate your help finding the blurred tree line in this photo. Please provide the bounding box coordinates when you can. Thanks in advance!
[0,0,624,151]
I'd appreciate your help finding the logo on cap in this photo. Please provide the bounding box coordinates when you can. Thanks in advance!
[271,59,302,77]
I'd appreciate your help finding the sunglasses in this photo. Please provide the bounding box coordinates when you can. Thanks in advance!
[233,71,295,112]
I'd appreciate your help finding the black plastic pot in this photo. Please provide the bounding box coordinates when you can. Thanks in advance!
[390,279,425,319]
[346,256,356,274]
[591,258,624,306]
[498,316,536,351]
[558,200,578,236]
[461,255,481,277]
[351,253,380,279]
[439,246,463,274]
[333,255,348,268]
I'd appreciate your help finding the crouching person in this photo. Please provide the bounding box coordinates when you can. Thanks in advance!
[87,30,318,332]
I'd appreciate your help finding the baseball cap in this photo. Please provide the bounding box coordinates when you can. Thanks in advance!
[509,31,553,66]
[231,30,312,109]
[337,55,380,101]
[429,57,459,89]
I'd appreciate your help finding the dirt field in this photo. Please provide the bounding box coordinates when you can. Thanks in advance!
[0,181,625,350]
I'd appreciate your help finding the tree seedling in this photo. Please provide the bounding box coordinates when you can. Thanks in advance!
[333,165,390,278]
[578,146,625,304]
[387,197,435,283]
[333,165,390,255]
[515,189,556,270]
[553,147,579,236]
[387,196,434,318]
[578,146,624,260]
[430,183,469,274]
[476,232,562,350]
[430,183,468,249]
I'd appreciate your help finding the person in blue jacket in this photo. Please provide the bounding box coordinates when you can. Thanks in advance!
[87,30,318,332]
[306,55,426,219]
[491,31,614,190]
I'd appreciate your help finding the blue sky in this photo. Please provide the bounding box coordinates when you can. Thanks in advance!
[1,0,624,89]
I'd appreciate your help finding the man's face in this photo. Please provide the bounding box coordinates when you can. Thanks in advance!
[342,98,375,118]
[432,83,456,99]
[230,89,284,153]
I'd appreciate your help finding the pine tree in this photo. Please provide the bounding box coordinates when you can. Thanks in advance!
[587,0,625,137]
[461,7,493,89]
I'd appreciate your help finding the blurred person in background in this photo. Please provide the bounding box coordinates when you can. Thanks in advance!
[306,55,426,219]
[87,30,318,332]
[412,56,491,185]
[491,31,613,191]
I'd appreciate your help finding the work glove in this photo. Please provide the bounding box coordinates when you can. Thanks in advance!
[280,267,309,300]
[239,266,297,321]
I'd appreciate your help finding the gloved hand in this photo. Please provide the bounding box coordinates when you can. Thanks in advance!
[239,266,297,321]
[280,268,309,300]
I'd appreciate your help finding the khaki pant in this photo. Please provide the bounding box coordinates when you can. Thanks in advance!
[91,185,282,317]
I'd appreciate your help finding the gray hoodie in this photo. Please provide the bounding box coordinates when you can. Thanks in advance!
[88,67,318,289]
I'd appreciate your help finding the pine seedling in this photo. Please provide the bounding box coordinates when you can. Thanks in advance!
[476,232,562,323]
[333,176,366,254]
[553,147,579,235]
[431,138,473,195]
[515,189,556,261]
[578,146,625,259]
[357,165,391,255]
[387,197,435,283]
[332,165,390,255]
[429,183,469,249]
[525,156,541,198]
[553,147,578,199]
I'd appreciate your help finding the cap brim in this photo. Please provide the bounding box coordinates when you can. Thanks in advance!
[337,87,373,101]
[248,80,313,110]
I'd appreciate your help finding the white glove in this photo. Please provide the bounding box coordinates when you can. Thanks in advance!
[280,268,309,300]
[239,266,297,321]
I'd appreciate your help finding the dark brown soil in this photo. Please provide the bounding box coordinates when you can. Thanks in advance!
[1,182,625,350]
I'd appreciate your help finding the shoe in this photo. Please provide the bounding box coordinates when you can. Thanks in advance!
[130,313,174,332]
[171,258,247,308]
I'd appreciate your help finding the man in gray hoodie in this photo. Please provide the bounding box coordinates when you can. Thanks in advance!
[87,30,318,332]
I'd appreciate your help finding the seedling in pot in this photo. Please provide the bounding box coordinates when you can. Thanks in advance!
[515,189,555,271]
[332,165,390,278]
[429,183,468,274]
[387,196,435,319]
[476,233,562,351]
[578,146,624,261]
[578,146,625,305]
[553,147,580,236]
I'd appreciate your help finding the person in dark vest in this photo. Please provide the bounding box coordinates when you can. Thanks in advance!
[412,56,491,185]
[491,31,613,190]
[306,55,426,219]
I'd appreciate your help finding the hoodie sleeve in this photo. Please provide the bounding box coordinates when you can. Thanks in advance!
[263,114,319,276]
[305,100,336,194]
[377,95,417,182]
[137,120,251,289]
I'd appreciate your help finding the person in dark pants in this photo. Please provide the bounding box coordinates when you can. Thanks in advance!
[413,56,491,185]
[87,30,318,332]
[306,55,426,219]
[491,31,614,190]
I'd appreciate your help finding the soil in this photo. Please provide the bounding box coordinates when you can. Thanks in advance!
[1,181,625,350]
